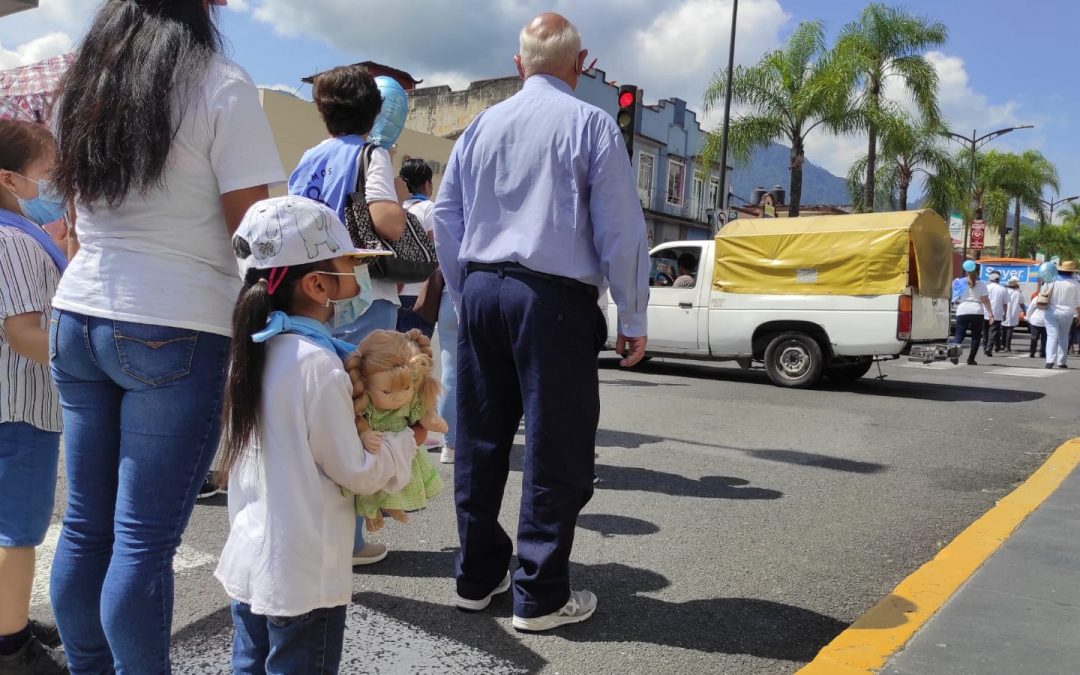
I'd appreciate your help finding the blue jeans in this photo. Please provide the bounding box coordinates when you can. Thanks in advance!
[332,299,397,553]
[332,298,398,347]
[1045,308,1074,366]
[0,422,59,547]
[49,310,229,674]
[437,291,458,449]
[231,602,346,675]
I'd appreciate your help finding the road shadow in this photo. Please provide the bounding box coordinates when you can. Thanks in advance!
[831,379,1045,403]
[600,377,690,388]
[358,561,847,663]
[576,514,660,537]
[358,548,457,580]
[594,465,782,500]
[601,357,1046,403]
[594,429,887,475]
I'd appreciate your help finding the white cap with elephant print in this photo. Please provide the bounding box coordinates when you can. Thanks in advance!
[232,195,389,278]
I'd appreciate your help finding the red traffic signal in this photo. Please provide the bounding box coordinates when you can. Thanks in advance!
[617,84,638,158]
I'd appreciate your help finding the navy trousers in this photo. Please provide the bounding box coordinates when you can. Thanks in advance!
[454,267,605,618]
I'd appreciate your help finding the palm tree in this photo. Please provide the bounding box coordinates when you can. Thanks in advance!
[1062,203,1080,230]
[845,111,963,211]
[703,20,855,217]
[988,150,1058,256]
[835,4,948,212]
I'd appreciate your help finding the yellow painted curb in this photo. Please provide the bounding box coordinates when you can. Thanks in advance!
[797,437,1080,675]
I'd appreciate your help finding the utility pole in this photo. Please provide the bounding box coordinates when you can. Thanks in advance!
[714,0,738,235]
[941,125,1033,258]
[1040,195,1080,227]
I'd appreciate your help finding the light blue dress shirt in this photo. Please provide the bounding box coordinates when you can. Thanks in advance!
[432,74,650,337]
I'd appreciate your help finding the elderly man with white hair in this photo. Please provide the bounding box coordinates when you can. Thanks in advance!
[433,12,650,631]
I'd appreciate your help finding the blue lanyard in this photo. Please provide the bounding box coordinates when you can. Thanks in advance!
[251,311,354,360]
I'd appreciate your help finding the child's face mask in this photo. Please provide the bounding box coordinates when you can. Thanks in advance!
[320,263,374,328]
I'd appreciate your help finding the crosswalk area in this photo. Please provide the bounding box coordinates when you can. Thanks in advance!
[31,523,525,674]
[898,352,1073,378]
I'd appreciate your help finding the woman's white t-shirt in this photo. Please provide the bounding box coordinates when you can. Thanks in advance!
[1048,277,1080,315]
[51,56,286,336]
[400,198,435,298]
[955,280,989,316]
[214,334,417,617]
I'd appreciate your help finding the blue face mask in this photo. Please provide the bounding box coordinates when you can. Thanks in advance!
[321,263,375,329]
[11,174,66,226]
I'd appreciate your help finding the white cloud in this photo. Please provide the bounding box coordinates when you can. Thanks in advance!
[243,0,789,118]
[0,32,72,70]
[804,50,1031,184]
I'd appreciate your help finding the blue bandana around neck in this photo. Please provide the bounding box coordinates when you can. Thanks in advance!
[0,208,67,272]
[251,311,355,361]
[409,193,429,202]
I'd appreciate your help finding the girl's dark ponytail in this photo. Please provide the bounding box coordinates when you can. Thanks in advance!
[219,261,334,484]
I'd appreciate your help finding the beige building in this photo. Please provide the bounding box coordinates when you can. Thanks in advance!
[0,0,36,17]
[258,88,455,196]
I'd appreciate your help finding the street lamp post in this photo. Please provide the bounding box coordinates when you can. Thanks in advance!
[941,125,1033,258]
[1039,195,1080,227]
[714,0,738,235]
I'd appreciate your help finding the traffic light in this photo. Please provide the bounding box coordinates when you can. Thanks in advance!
[616,84,638,158]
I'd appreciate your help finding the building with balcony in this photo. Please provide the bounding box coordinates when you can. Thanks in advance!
[0,0,36,17]
[407,68,725,246]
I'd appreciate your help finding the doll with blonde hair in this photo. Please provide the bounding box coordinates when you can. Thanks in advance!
[343,329,447,530]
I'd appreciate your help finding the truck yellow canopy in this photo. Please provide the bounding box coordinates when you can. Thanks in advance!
[713,209,951,297]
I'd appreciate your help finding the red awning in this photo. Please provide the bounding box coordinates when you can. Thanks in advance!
[0,53,74,124]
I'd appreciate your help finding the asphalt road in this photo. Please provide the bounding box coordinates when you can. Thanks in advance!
[33,340,1080,674]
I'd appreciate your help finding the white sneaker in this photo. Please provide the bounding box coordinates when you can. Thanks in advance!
[440,446,455,464]
[453,571,511,611]
[351,542,388,566]
[512,590,597,632]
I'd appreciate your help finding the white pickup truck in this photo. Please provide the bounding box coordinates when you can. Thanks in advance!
[607,210,957,387]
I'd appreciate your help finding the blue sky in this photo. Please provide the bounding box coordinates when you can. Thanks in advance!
[2,0,1077,216]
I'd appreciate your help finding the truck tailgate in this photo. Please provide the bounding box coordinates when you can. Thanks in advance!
[911,294,950,341]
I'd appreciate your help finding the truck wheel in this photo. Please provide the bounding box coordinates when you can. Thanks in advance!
[825,357,874,382]
[764,332,825,388]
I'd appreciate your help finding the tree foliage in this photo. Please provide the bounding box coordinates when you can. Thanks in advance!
[703,20,854,216]
[834,3,948,211]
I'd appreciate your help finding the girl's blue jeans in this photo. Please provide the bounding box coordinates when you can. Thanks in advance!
[49,310,229,674]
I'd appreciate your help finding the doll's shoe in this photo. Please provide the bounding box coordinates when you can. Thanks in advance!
[352,542,388,566]
[453,571,511,611]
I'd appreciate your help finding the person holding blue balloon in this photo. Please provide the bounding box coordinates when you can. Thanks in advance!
[1039,260,1080,369]
[951,259,994,365]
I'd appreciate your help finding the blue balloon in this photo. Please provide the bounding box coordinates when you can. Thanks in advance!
[962,259,977,273]
[368,76,408,149]
[1039,261,1058,283]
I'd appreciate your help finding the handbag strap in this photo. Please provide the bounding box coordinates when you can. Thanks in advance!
[347,143,378,202]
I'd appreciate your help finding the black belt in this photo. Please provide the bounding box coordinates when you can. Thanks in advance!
[466,262,598,300]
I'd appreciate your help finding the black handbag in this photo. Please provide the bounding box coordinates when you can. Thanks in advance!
[344,144,438,283]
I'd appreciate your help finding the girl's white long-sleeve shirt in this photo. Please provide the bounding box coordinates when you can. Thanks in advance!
[214,334,417,617]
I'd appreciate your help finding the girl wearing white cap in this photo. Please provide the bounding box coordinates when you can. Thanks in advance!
[215,196,419,673]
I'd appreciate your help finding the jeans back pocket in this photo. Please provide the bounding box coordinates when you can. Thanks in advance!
[113,323,199,386]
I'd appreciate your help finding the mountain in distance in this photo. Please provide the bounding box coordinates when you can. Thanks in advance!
[728,142,851,207]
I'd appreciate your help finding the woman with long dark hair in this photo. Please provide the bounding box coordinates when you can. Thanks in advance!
[48,1,284,671]
[951,260,993,366]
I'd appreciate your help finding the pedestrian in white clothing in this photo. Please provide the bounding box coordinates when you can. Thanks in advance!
[983,271,1008,356]
[215,197,419,673]
[1042,261,1080,369]
[1002,278,1025,352]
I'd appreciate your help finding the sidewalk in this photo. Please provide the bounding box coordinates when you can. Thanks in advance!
[883,462,1080,675]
